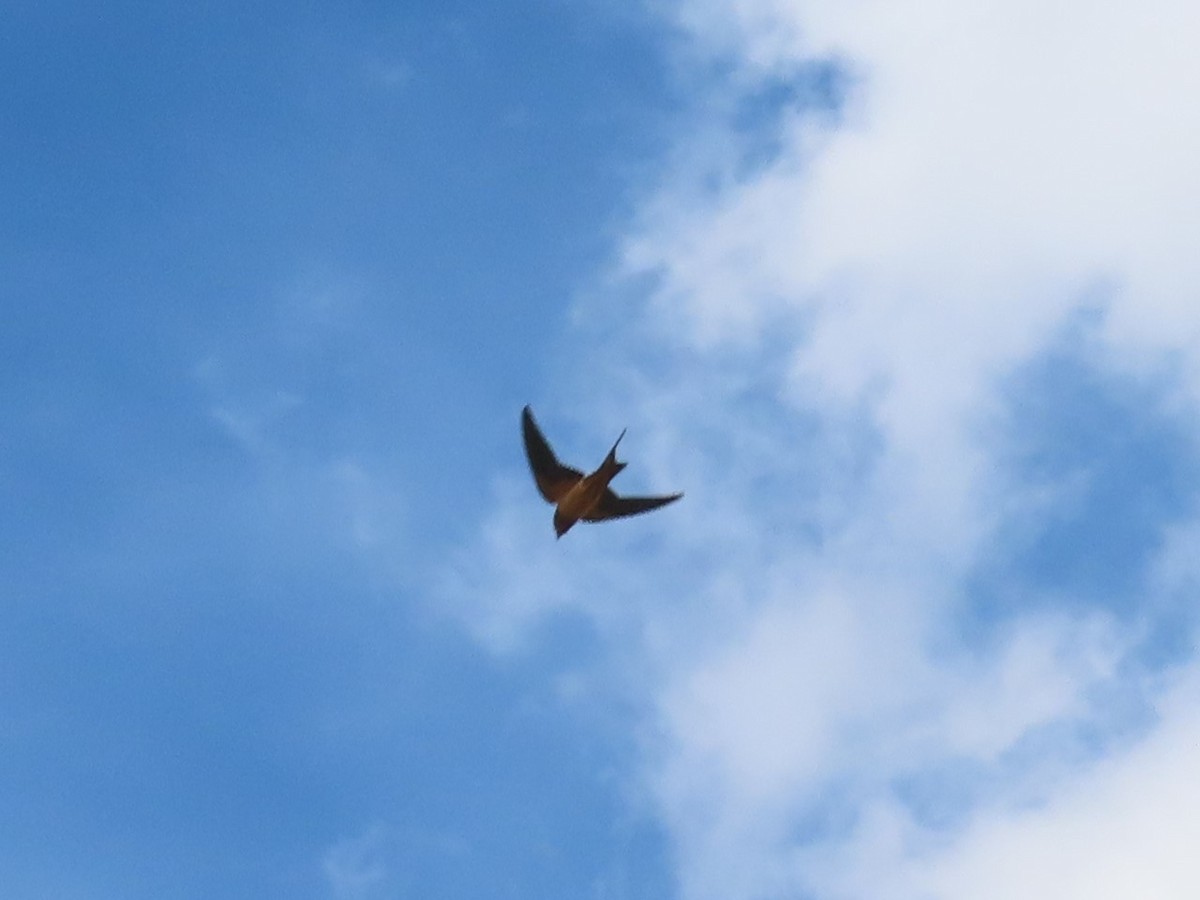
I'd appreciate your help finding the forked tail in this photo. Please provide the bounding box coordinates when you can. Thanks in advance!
[602,428,628,476]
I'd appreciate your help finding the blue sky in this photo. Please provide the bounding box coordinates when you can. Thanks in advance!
[6,2,1200,899]
[4,3,678,897]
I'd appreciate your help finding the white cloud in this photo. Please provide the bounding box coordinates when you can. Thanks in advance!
[903,668,1200,900]
[649,596,1129,899]
[636,0,1200,402]
[324,825,392,900]
[322,822,471,900]
[449,0,1200,897]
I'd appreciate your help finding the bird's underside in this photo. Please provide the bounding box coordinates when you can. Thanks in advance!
[521,405,682,536]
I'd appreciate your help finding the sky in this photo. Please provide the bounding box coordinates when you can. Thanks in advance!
[4,1,1200,898]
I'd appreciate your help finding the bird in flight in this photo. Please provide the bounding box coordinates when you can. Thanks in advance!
[521,405,683,538]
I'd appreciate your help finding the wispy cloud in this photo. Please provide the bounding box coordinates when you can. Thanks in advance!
[447,0,1200,897]
[324,825,394,900]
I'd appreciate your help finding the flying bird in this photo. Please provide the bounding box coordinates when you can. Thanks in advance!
[521,405,682,538]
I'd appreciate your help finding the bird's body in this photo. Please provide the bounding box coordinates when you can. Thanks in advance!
[550,432,625,534]
[521,405,682,538]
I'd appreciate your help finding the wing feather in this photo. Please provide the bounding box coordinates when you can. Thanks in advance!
[583,489,683,522]
[522,406,583,503]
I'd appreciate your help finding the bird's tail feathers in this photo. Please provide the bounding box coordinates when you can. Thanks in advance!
[602,428,628,475]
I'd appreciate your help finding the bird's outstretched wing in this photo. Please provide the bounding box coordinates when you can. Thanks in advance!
[522,406,584,503]
[583,489,683,522]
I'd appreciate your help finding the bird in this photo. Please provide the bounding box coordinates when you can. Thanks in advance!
[521,405,683,538]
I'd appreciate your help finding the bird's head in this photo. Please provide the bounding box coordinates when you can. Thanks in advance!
[553,511,575,538]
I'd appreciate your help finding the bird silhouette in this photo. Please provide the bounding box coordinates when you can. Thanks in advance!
[521,405,683,538]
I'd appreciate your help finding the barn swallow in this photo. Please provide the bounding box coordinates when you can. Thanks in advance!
[521,405,683,538]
